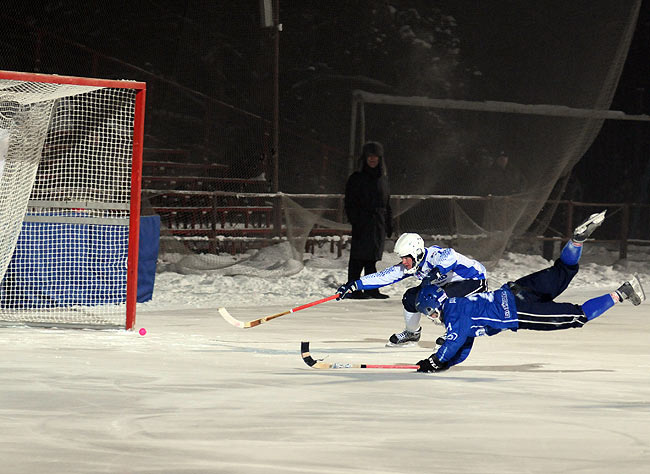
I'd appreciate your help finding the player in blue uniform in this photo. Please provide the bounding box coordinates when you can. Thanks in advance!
[337,233,488,346]
[414,210,646,372]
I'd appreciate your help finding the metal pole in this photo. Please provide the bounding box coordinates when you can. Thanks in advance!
[348,95,358,176]
[272,0,282,236]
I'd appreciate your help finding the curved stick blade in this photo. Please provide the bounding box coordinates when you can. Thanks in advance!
[301,341,318,367]
[300,341,420,370]
[218,307,246,328]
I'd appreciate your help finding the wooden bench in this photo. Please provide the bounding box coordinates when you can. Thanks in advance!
[143,160,229,176]
[142,175,268,192]
[153,205,273,229]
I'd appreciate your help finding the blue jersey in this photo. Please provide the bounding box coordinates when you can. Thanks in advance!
[356,245,487,290]
[435,285,518,367]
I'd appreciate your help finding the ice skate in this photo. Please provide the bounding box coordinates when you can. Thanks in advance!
[616,274,645,306]
[572,210,606,242]
[386,327,421,347]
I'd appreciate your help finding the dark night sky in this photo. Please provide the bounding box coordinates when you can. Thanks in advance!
[611,0,649,110]
[1,1,647,108]
[0,1,648,203]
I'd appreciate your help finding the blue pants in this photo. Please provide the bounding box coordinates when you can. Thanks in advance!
[403,279,488,313]
[509,258,587,330]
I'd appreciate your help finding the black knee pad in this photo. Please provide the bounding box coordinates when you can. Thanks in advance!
[402,286,419,313]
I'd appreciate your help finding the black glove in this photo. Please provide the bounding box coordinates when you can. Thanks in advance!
[337,281,358,300]
[417,354,448,373]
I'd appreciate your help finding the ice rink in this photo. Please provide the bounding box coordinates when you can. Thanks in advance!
[1,291,650,473]
[1,246,649,473]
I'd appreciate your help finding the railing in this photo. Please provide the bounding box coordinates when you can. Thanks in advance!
[530,200,650,260]
[142,189,650,258]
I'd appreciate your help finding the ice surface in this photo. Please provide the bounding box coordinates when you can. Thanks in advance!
[1,244,649,473]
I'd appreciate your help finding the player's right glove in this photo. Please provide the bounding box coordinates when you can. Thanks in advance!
[417,353,448,373]
[336,281,358,300]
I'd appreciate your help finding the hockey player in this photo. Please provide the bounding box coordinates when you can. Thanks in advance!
[414,210,646,372]
[337,232,488,346]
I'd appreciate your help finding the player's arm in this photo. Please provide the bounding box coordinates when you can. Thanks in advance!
[417,315,471,372]
[358,264,407,289]
[442,338,475,366]
[432,247,460,276]
[337,264,407,299]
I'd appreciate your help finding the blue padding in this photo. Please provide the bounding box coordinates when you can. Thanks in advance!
[560,241,582,266]
[581,293,615,321]
[137,215,160,303]
[0,215,160,308]
[1,218,128,308]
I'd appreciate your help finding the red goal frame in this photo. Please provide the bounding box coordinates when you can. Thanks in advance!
[0,70,146,330]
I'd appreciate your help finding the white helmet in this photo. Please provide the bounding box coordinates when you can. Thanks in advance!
[394,233,425,274]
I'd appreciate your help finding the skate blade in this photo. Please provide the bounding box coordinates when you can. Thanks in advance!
[385,341,419,348]
[575,210,607,234]
[629,274,646,306]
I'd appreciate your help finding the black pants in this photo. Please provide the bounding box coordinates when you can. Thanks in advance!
[510,258,587,330]
[347,258,379,296]
[348,258,378,282]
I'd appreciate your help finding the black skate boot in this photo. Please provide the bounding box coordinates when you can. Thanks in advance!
[615,274,646,306]
[386,327,421,347]
[573,210,606,243]
[366,289,389,299]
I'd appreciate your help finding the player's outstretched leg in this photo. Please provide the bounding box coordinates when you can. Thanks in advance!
[581,274,645,321]
[560,210,607,266]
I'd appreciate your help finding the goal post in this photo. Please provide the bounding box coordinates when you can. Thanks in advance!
[0,70,146,329]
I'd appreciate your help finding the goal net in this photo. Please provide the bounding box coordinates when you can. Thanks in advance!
[0,71,145,329]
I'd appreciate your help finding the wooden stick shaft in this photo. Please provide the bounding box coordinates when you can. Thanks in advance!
[220,294,340,328]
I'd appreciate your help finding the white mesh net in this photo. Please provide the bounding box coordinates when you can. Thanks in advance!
[0,77,138,328]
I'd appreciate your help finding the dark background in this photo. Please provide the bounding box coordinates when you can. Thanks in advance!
[1,0,648,204]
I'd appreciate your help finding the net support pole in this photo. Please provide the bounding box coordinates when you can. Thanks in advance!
[348,95,358,176]
[126,87,147,330]
[271,0,283,237]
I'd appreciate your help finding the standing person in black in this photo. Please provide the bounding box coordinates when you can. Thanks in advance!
[344,141,392,299]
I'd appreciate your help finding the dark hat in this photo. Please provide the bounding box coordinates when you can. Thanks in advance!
[361,141,384,158]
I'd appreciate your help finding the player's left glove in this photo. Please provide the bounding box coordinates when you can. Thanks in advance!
[337,281,358,300]
[422,269,442,286]
[417,353,448,373]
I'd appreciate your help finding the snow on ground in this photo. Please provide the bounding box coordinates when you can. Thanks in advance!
[146,241,650,311]
[1,242,650,473]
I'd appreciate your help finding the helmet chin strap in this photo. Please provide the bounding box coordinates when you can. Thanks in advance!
[426,308,442,325]
[404,264,417,275]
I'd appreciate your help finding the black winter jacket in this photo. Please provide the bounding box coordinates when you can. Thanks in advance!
[344,159,392,261]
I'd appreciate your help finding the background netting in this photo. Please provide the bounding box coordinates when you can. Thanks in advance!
[153,0,643,274]
[1,1,646,279]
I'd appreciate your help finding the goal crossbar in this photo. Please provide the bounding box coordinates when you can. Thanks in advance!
[352,90,650,122]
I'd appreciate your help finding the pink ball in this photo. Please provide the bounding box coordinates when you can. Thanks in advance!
[139,328,147,336]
